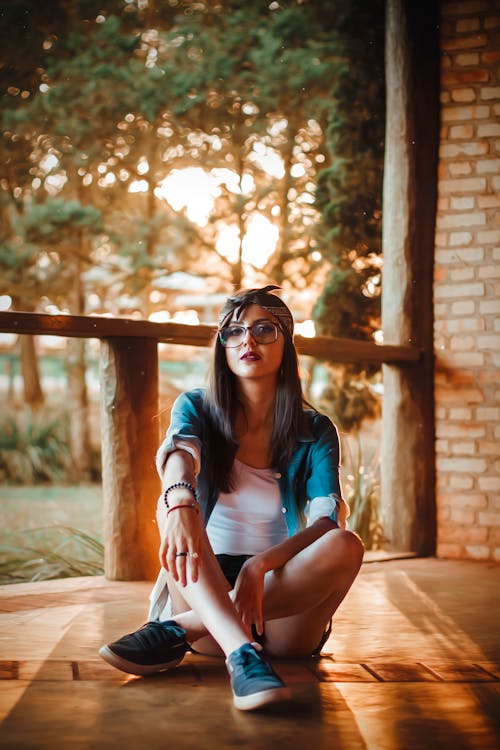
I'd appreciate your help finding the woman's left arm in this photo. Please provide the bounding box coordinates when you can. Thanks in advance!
[233,517,337,634]
[257,516,338,571]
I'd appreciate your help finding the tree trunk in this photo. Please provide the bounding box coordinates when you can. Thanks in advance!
[231,131,245,289]
[143,133,158,317]
[66,235,92,481]
[19,334,44,409]
[12,298,44,409]
[269,130,295,283]
[66,336,91,481]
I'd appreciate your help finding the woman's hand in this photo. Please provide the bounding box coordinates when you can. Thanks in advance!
[233,556,268,636]
[160,506,203,586]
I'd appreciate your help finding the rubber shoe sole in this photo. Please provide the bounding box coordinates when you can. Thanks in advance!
[98,644,184,676]
[233,685,292,711]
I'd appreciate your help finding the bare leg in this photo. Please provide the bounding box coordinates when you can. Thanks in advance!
[261,529,364,657]
[166,535,251,657]
[168,585,224,656]
[169,528,363,658]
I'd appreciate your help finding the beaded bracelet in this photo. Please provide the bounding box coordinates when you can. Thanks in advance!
[163,481,198,508]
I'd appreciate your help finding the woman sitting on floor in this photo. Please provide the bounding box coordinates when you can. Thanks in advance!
[99,285,364,711]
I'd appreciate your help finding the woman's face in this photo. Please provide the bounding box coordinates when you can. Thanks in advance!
[223,304,285,383]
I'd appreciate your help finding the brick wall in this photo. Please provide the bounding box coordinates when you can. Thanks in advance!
[434,0,500,560]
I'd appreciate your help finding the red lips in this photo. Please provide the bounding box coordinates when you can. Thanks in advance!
[240,350,262,361]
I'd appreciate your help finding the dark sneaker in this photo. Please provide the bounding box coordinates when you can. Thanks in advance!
[226,643,291,711]
[99,620,189,676]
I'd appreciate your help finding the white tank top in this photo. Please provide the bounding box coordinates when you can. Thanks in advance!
[206,458,288,555]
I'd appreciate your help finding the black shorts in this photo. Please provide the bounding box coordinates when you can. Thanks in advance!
[216,553,251,588]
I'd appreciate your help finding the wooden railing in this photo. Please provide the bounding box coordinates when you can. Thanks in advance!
[0,310,422,580]
[0,310,420,362]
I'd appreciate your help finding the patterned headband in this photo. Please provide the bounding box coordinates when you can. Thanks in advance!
[218,285,294,336]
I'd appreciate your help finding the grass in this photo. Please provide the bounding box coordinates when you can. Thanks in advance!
[0,484,104,584]
[340,427,386,549]
[0,409,70,484]
[0,525,104,584]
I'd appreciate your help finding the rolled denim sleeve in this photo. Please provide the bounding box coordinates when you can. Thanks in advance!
[304,414,348,527]
[305,494,350,529]
[155,390,204,481]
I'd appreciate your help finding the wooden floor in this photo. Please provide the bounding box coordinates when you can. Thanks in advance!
[0,557,499,749]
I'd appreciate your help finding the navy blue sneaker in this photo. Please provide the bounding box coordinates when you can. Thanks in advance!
[226,643,291,711]
[99,620,189,676]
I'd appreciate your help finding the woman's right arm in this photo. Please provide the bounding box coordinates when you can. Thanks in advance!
[159,449,204,586]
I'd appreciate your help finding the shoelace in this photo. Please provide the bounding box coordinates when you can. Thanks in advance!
[131,622,184,650]
[236,648,271,679]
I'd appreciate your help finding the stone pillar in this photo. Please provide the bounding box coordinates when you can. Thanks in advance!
[380,0,440,554]
[100,338,160,580]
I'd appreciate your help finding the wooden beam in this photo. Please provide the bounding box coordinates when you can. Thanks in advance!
[100,338,160,580]
[0,310,420,364]
[381,0,439,555]
[294,335,420,364]
[0,310,217,347]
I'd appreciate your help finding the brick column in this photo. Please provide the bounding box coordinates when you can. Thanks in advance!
[435,0,500,560]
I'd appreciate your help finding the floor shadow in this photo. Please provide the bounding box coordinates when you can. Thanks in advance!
[381,560,500,662]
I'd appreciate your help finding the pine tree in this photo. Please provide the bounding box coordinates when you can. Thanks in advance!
[313,0,385,343]
[1,0,386,437]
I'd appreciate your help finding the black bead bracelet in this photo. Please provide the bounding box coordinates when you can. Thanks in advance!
[163,481,198,508]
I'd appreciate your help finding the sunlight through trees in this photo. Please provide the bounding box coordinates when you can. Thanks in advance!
[1,0,385,477]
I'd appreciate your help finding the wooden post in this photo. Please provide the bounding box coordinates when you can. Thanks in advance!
[380,0,439,554]
[100,338,160,580]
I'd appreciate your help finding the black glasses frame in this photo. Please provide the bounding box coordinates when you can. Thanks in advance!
[218,321,280,348]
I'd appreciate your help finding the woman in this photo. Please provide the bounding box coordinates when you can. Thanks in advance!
[99,285,364,711]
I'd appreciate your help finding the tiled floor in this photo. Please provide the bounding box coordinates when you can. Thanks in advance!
[0,558,499,749]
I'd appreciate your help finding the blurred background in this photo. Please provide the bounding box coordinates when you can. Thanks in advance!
[0,0,386,582]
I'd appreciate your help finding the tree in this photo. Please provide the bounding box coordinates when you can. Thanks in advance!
[313,0,385,342]
[0,197,102,476]
[1,2,143,473]
[1,0,386,458]
[3,0,385,323]
[0,0,62,408]
[152,2,337,292]
[0,240,45,407]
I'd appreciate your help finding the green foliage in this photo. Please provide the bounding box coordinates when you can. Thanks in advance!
[312,266,380,341]
[0,0,387,467]
[316,364,381,434]
[0,409,70,484]
[6,13,142,138]
[0,526,104,584]
[310,357,385,548]
[314,0,386,341]
[16,198,102,239]
[0,236,52,306]
[2,0,375,308]
[341,433,385,550]
[0,198,102,308]
[0,241,34,272]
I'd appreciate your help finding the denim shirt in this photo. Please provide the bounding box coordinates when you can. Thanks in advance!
[157,388,344,530]
[148,387,345,621]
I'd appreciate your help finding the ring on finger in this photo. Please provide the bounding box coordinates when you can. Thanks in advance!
[189,552,199,559]
[175,552,188,558]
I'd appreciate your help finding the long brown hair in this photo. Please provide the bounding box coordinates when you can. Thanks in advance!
[203,286,305,492]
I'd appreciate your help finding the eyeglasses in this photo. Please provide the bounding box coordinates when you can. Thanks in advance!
[218,320,280,348]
